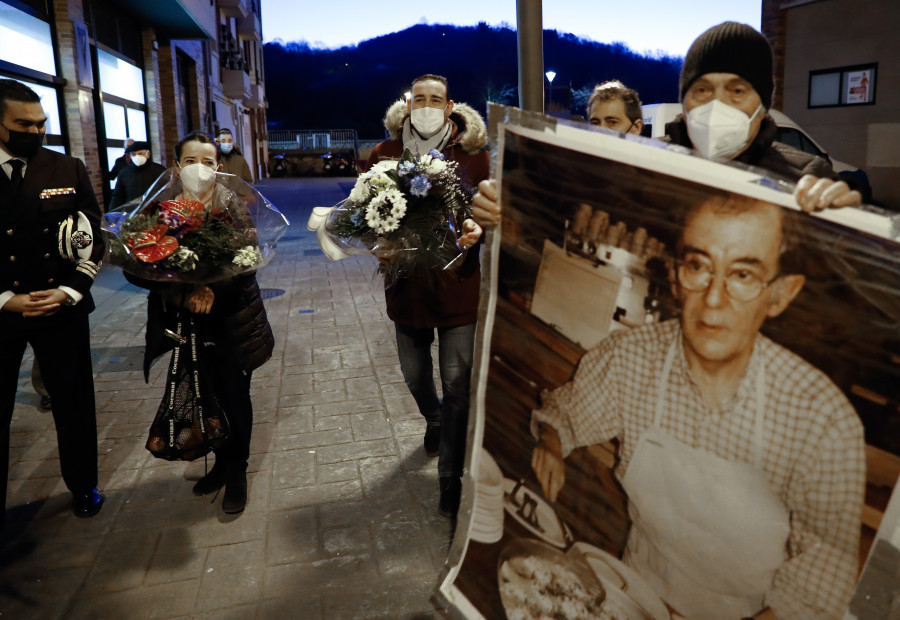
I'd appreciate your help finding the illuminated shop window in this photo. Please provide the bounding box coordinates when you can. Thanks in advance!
[98,49,145,104]
[103,101,128,140]
[0,3,56,76]
[126,108,147,141]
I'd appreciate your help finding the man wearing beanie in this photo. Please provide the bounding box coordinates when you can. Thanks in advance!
[668,21,860,211]
[469,23,858,229]
[108,140,165,209]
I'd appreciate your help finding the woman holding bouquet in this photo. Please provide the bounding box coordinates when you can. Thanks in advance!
[126,131,274,514]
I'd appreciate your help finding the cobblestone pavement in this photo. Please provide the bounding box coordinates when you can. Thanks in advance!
[0,177,455,620]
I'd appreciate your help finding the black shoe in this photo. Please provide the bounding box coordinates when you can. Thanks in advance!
[192,464,227,496]
[424,423,441,457]
[222,464,248,514]
[39,396,52,411]
[439,476,461,519]
[72,489,105,518]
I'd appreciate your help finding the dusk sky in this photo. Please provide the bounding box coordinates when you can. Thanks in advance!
[261,1,762,58]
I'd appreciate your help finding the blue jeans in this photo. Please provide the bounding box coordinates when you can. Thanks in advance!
[395,323,476,478]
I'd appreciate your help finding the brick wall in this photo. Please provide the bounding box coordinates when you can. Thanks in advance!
[761,0,786,111]
[156,43,179,159]
[159,40,211,161]
[53,0,104,202]
[141,29,167,167]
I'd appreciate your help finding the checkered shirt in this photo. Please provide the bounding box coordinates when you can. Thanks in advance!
[531,319,865,620]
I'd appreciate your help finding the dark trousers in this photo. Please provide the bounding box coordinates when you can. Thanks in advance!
[0,316,98,516]
[208,346,253,468]
[395,323,476,478]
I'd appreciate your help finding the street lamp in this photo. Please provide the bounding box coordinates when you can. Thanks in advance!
[545,71,556,110]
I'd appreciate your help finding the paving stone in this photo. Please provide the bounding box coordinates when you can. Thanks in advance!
[312,438,397,465]
[350,410,393,441]
[272,449,316,488]
[313,413,350,432]
[265,508,321,565]
[0,567,93,620]
[316,459,359,485]
[276,405,315,435]
[321,523,373,556]
[274,428,353,452]
[257,593,324,620]
[84,530,160,593]
[144,529,209,587]
[206,539,266,569]
[68,579,203,619]
[314,397,383,415]
[273,479,363,510]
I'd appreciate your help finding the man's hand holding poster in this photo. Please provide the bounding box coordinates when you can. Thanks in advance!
[435,106,900,620]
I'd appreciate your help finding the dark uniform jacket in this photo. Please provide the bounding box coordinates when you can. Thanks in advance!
[664,115,836,182]
[365,101,490,329]
[109,160,166,209]
[0,147,105,330]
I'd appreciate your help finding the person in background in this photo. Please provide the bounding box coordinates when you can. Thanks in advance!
[0,79,106,523]
[471,22,861,227]
[108,141,166,210]
[365,74,488,518]
[587,80,643,135]
[126,132,274,515]
[667,21,859,211]
[216,128,254,184]
[109,137,135,180]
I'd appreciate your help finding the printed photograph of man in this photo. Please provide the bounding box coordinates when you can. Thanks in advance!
[531,194,865,619]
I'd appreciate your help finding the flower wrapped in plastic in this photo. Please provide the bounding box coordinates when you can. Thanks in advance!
[311,148,474,280]
[103,169,289,283]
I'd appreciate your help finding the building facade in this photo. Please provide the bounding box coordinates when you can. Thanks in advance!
[0,0,267,205]
[763,0,900,209]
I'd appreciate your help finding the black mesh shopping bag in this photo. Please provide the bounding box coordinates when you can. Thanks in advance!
[146,314,230,461]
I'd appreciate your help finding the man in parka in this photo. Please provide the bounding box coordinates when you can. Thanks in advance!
[365,74,488,518]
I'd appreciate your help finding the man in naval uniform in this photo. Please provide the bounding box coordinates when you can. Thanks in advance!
[0,79,105,524]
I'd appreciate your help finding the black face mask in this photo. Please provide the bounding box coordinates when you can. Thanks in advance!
[1,124,44,158]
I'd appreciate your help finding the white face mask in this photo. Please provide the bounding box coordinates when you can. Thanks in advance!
[410,106,447,137]
[131,154,148,167]
[685,100,764,160]
[179,163,217,195]
[219,142,233,154]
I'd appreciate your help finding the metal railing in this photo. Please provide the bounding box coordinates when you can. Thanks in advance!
[268,129,359,154]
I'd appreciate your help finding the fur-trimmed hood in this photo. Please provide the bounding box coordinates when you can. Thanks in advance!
[382,100,487,155]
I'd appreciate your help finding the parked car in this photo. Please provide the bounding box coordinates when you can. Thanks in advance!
[640,103,872,201]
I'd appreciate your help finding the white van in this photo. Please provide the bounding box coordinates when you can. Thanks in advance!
[640,103,872,201]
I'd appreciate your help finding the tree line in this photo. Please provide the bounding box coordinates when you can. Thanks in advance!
[264,22,683,139]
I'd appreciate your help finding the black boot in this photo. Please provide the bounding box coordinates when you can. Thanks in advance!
[424,422,441,457]
[438,476,461,519]
[192,462,227,496]
[222,462,248,514]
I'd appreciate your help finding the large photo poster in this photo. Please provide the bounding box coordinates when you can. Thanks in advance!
[436,109,900,620]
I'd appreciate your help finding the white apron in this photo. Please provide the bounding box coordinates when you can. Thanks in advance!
[621,338,791,620]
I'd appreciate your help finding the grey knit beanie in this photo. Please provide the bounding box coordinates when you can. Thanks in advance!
[679,22,774,109]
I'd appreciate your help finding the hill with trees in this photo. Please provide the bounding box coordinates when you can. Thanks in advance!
[264,23,683,139]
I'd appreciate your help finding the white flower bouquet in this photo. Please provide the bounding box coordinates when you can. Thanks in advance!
[322,148,473,280]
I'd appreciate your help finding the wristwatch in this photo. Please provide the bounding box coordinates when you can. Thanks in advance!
[63,294,77,306]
